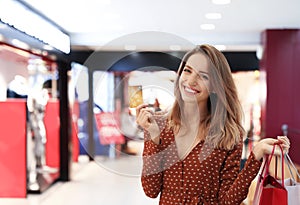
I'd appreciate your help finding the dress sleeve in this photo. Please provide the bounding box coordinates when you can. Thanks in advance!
[218,142,262,204]
[141,117,167,198]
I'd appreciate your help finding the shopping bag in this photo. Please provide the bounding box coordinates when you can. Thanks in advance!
[283,154,300,205]
[253,143,288,205]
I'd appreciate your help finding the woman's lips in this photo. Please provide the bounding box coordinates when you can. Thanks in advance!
[184,86,200,94]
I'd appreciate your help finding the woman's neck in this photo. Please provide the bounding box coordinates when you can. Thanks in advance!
[181,102,208,125]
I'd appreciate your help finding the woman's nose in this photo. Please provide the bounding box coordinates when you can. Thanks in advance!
[187,74,199,85]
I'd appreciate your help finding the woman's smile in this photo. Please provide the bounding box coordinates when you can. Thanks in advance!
[183,85,200,95]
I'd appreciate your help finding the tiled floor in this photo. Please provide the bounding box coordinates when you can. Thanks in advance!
[0,141,159,205]
[0,141,252,205]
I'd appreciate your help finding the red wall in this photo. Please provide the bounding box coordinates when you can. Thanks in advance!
[0,100,26,197]
[260,29,300,164]
[45,100,60,168]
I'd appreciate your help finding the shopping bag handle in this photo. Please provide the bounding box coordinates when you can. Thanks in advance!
[265,143,285,186]
[285,153,300,183]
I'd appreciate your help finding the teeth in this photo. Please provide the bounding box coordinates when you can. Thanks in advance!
[185,86,197,93]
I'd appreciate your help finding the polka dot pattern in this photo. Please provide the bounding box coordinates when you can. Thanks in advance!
[141,119,262,204]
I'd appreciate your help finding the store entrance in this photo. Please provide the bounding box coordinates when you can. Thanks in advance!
[0,44,60,196]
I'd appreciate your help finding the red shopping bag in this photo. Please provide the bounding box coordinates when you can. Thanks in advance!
[253,143,288,205]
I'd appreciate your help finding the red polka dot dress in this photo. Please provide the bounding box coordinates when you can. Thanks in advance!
[141,119,262,205]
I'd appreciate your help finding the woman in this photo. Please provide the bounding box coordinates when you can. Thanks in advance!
[136,44,290,204]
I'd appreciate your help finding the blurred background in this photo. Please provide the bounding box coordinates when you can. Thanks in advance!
[0,0,300,204]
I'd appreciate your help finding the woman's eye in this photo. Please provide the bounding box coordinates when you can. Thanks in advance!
[183,68,192,73]
[200,74,209,80]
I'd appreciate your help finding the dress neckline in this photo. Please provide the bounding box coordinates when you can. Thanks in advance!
[171,129,204,161]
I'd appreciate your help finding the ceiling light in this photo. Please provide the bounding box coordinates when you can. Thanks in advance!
[212,0,231,5]
[256,45,264,60]
[205,13,222,19]
[214,45,226,51]
[11,39,29,50]
[200,24,215,30]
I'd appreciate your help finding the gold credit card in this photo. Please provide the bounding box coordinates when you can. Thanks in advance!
[128,85,143,108]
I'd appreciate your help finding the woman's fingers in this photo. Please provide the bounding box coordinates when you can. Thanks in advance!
[253,136,291,160]
[136,106,155,129]
[277,135,290,146]
[276,136,290,154]
[268,136,290,155]
[260,138,278,146]
[136,104,149,117]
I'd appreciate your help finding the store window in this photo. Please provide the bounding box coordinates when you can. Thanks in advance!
[0,43,60,193]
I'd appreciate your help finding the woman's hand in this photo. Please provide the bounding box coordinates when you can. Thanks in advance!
[252,136,290,161]
[136,104,160,144]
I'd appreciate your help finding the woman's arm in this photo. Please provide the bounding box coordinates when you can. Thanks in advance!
[136,104,168,198]
[217,136,290,204]
[141,130,164,198]
[216,141,260,204]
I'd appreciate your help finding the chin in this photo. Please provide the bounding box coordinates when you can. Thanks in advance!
[181,95,199,103]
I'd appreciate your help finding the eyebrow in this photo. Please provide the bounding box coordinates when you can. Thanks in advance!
[185,64,209,75]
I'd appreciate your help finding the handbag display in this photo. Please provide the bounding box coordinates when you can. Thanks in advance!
[283,154,300,205]
[253,143,288,205]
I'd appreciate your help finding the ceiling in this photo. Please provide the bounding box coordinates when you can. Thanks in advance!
[22,0,300,51]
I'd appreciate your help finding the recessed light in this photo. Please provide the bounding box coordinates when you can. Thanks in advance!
[205,13,222,19]
[212,0,231,5]
[214,45,226,51]
[200,24,215,30]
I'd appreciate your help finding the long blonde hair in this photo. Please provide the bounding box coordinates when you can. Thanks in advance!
[168,44,245,150]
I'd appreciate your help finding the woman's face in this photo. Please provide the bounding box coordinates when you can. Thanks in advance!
[178,53,211,105]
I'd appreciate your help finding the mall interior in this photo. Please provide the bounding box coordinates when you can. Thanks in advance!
[0,1,300,205]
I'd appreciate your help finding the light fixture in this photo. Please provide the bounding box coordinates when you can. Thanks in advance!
[212,0,231,5]
[200,24,216,30]
[0,0,70,53]
[205,13,222,19]
[256,45,264,60]
[214,45,226,51]
[11,39,29,50]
